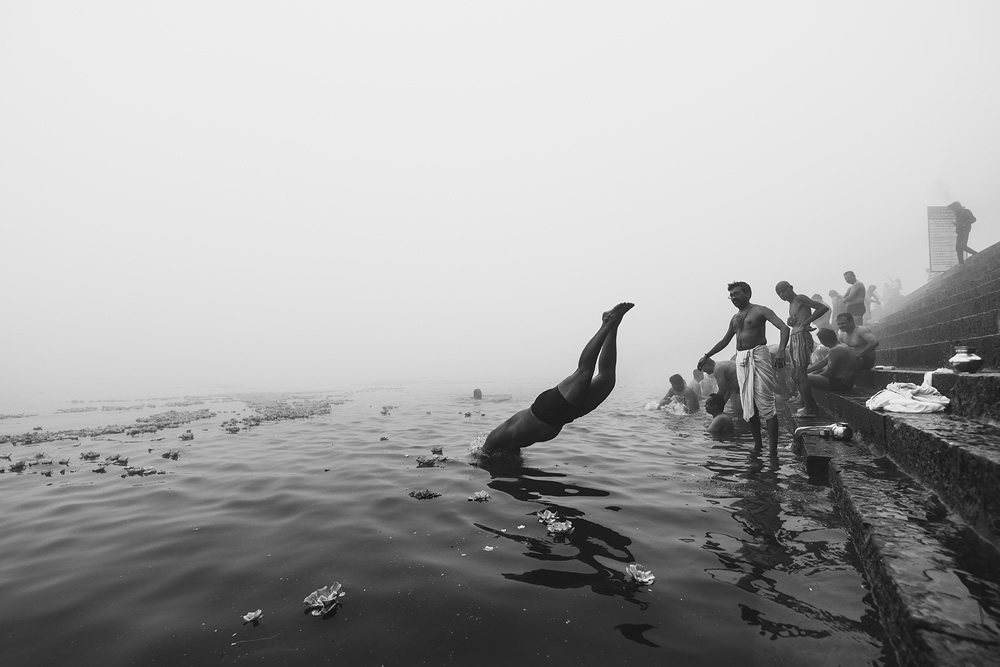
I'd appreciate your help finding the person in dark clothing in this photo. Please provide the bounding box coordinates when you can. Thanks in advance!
[949,201,978,264]
[481,303,634,454]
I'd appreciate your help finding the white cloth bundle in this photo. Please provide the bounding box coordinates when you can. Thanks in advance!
[865,371,950,413]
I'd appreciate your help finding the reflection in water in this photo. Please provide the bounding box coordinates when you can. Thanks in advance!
[475,459,649,611]
[701,444,885,644]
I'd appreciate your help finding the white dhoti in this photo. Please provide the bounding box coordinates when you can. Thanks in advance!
[735,345,776,420]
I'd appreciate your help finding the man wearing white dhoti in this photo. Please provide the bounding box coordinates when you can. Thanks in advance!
[697,282,789,456]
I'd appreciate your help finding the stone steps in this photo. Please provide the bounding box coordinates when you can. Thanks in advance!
[783,404,1000,665]
[808,386,1000,549]
[856,369,1000,422]
[869,336,1000,373]
[876,286,1000,339]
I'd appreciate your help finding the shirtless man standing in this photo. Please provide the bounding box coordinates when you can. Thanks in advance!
[775,281,829,417]
[482,303,634,455]
[698,282,789,455]
[842,271,867,325]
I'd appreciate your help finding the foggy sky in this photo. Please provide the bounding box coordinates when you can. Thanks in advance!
[2,1,999,404]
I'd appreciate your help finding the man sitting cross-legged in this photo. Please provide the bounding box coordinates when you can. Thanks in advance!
[481,302,634,455]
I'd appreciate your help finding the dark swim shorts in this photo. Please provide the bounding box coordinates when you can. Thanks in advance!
[530,387,584,427]
[827,377,854,392]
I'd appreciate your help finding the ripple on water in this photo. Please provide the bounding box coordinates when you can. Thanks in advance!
[0,387,892,665]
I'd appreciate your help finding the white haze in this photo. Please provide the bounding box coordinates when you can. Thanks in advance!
[2,1,998,404]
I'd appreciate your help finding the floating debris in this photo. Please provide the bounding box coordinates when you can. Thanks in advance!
[93,464,107,473]
[179,430,194,441]
[0,453,10,461]
[10,460,27,473]
[468,491,491,502]
[161,450,180,460]
[409,489,440,500]
[380,436,389,441]
[483,546,495,552]
[80,451,102,461]
[58,458,70,466]
[242,609,263,623]
[546,520,574,535]
[105,454,128,466]
[536,510,559,524]
[415,455,448,468]
[304,583,346,616]
[430,446,443,455]
[122,466,163,476]
[624,563,655,586]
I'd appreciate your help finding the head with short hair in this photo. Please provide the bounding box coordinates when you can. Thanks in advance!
[705,393,725,414]
[692,369,704,381]
[701,358,716,374]
[836,312,855,331]
[817,327,838,346]
[775,280,794,302]
[844,271,857,284]
[948,201,962,211]
[669,374,685,390]
[812,293,824,302]
[473,388,482,400]
[727,281,751,297]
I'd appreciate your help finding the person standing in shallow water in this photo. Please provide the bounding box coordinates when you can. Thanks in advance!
[481,303,634,455]
[775,281,829,418]
[698,282,788,456]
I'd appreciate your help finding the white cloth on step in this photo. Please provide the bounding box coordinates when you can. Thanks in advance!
[865,371,950,413]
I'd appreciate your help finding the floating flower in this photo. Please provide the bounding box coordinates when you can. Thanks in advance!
[468,491,490,502]
[547,520,574,535]
[242,609,262,623]
[304,583,346,616]
[536,510,558,524]
[625,563,655,585]
[409,489,440,500]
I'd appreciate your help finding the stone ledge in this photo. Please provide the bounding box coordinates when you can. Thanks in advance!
[809,388,1000,549]
[870,335,1000,372]
[829,454,1000,667]
[854,369,1000,422]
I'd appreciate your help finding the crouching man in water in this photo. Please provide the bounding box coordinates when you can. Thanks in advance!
[698,282,789,456]
[481,302,634,455]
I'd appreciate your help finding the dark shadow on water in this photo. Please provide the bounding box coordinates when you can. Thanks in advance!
[699,445,892,659]
[613,623,660,647]
[470,457,647,608]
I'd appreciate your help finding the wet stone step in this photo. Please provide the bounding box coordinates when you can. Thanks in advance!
[829,451,1000,667]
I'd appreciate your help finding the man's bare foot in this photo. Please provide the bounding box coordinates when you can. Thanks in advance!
[603,302,635,322]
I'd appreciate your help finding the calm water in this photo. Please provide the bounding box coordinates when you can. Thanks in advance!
[0,384,891,665]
